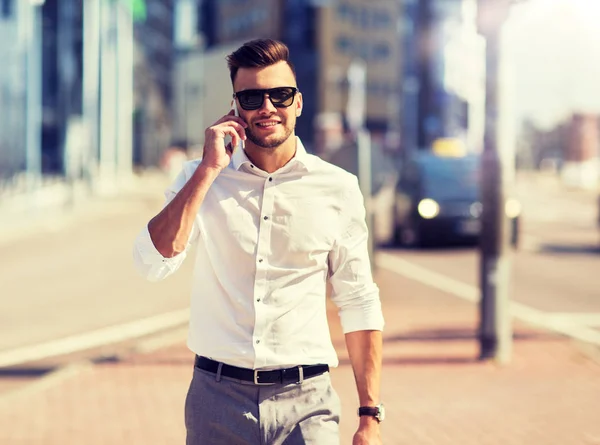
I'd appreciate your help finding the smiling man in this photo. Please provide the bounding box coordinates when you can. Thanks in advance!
[133,39,384,445]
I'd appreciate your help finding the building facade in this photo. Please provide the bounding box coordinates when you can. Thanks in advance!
[0,0,178,200]
[175,0,403,153]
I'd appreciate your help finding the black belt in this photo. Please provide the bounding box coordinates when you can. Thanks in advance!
[194,356,329,385]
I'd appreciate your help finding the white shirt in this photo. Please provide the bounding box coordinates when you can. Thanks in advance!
[133,137,384,370]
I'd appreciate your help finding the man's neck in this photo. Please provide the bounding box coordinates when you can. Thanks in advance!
[244,136,297,174]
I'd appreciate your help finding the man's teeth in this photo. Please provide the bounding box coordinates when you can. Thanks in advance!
[257,122,278,127]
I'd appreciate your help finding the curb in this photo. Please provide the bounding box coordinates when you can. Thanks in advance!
[0,309,190,368]
[0,361,94,407]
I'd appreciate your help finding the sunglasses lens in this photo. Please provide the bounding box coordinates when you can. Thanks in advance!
[269,87,296,107]
[238,91,264,110]
[236,87,297,110]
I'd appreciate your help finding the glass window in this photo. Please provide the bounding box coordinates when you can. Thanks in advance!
[1,0,13,19]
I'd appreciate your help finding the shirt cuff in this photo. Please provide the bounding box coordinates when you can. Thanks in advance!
[133,225,187,281]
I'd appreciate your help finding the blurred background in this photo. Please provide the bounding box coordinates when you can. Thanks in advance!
[1,0,600,443]
[1,0,599,236]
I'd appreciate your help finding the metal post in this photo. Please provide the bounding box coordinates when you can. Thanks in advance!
[99,0,118,194]
[58,0,78,206]
[477,0,512,364]
[24,0,44,192]
[83,0,101,189]
[116,1,134,182]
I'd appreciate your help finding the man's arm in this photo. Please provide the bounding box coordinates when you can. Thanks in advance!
[147,112,247,258]
[328,176,384,444]
[342,328,384,445]
[148,164,219,258]
[346,329,383,418]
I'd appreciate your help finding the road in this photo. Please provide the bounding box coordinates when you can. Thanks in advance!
[0,171,598,371]
[378,172,600,335]
[0,175,195,368]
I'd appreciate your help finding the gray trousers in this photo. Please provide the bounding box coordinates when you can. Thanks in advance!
[184,366,341,445]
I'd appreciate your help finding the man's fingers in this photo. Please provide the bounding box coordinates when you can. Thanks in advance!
[213,115,248,129]
[221,127,241,151]
[220,121,247,142]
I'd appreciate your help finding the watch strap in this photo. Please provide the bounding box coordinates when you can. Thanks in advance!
[358,406,380,417]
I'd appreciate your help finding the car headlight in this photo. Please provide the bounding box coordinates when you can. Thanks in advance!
[470,202,483,218]
[418,199,440,219]
[505,198,521,218]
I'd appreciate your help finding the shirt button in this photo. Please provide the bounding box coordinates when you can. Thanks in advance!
[250,164,255,168]
[268,177,273,182]
[256,339,260,344]
[258,258,263,263]
[263,216,269,220]
[256,298,261,302]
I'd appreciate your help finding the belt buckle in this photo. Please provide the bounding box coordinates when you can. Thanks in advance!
[253,370,276,386]
[296,366,304,384]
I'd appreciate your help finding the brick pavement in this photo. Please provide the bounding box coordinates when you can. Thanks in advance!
[0,268,599,445]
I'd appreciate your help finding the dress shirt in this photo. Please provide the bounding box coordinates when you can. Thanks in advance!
[133,137,384,370]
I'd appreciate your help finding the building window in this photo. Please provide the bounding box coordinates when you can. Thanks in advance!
[1,0,13,19]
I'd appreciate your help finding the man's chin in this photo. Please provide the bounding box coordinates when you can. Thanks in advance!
[249,132,291,149]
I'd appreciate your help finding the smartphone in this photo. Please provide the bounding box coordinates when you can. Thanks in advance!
[230,101,244,152]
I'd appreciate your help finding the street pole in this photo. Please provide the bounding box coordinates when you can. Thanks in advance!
[58,0,78,206]
[477,0,512,364]
[99,0,118,194]
[116,0,134,183]
[24,0,44,193]
[83,0,101,190]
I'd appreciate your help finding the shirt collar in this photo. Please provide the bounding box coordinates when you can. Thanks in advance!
[231,136,312,173]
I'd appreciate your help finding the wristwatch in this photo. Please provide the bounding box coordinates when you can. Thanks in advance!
[357,403,385,422]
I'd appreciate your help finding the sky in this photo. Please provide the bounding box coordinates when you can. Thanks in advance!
[505,0,600,130]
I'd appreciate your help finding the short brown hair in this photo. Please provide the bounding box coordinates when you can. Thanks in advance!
[226,38,296,85]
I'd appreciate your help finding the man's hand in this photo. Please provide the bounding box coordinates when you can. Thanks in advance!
[353,419,382,445]
[201,110,247,172]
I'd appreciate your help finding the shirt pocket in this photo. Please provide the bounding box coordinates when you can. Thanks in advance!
[286,198,339,253]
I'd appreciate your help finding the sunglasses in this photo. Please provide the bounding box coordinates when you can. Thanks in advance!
[233,87,299,111]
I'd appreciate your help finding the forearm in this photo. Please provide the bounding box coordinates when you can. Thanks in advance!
[345,329,383,407]
[148,164,219,258]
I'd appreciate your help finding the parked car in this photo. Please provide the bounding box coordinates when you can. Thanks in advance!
[394,151,520,247]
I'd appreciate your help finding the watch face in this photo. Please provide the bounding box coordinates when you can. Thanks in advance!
[376,403,386,422]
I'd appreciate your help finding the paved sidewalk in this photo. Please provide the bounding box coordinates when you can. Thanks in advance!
[1,268,599,444]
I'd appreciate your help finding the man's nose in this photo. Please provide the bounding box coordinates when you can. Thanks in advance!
[258,94,277,113]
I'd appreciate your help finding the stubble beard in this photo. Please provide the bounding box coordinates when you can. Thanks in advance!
[245,120,295,150]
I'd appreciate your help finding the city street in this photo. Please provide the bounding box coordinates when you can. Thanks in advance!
[2,0,599,442]
[378,171,600,345]
[0,170,599,444]
[0,174,194,367]
[0,171,598,367]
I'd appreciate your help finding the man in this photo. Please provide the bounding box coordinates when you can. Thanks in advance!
[133,39,384,445]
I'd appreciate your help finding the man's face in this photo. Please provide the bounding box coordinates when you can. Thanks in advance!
[233,61,302,150]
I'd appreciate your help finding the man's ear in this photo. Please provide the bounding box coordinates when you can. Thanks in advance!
[296,93,303,117]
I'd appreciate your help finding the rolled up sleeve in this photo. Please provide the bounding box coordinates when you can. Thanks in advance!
[132,162,201,281]
[328,178,385,334]
[132,225,190,281]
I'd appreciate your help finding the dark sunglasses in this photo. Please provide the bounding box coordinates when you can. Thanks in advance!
[233,87,299,111]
